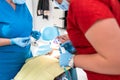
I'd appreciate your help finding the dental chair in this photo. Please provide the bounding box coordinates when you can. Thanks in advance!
[14,26,78,80]
[14,55,71,80]
[41,26,59,41]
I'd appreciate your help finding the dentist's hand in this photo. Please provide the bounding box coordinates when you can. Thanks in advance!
[31,30,41,40]
[61,40,76,54]
[10,37,30,47]
[59,48,74,67]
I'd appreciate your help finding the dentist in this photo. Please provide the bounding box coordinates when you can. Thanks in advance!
[0,0,40,80]
[58,0,120,80]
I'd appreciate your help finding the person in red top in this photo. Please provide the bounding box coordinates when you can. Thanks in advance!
[58,0,120,80]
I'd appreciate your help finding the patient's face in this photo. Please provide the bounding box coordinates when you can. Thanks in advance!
[48,49,60,59]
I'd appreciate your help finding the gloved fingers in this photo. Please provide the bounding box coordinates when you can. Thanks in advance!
[59,54,67,67]
[31,30,41,40]
[59,53,70,67]
[60,40,71,47]
[60,40,76,53]
[19,43,27,47]
[17,37,30,47]
[26,39,31,46]
[19,41,30,47]
[32,32,40,37]
[10,37,31,47]
[22,37,30,39]
[59,51,74,67]
[22,37,31,47]
[59,47,66,54]
[21,37,30,42]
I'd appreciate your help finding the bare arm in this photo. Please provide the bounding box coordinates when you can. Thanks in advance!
[0,38,11,46]
[74,18,120,75]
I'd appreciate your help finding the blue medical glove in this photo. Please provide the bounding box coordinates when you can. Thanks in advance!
[31,30,41,40]
[60,40,76,54]
[59,47,74,67]
[10,37,30,47]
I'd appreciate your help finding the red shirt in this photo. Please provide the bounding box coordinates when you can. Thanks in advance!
[67,0,120,80]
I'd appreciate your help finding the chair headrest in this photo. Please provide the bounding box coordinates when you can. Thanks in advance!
[41,26,59,41]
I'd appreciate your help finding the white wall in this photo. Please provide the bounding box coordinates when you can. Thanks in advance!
[26,0,33,16]
[26,0,66,34]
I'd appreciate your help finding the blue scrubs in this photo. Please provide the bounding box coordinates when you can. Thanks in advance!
[0,0,33,80]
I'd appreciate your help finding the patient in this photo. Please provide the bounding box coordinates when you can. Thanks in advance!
[49,34,76,58]
[32,33,75,58]
[14,34,76,80]
[48,34,69,58]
